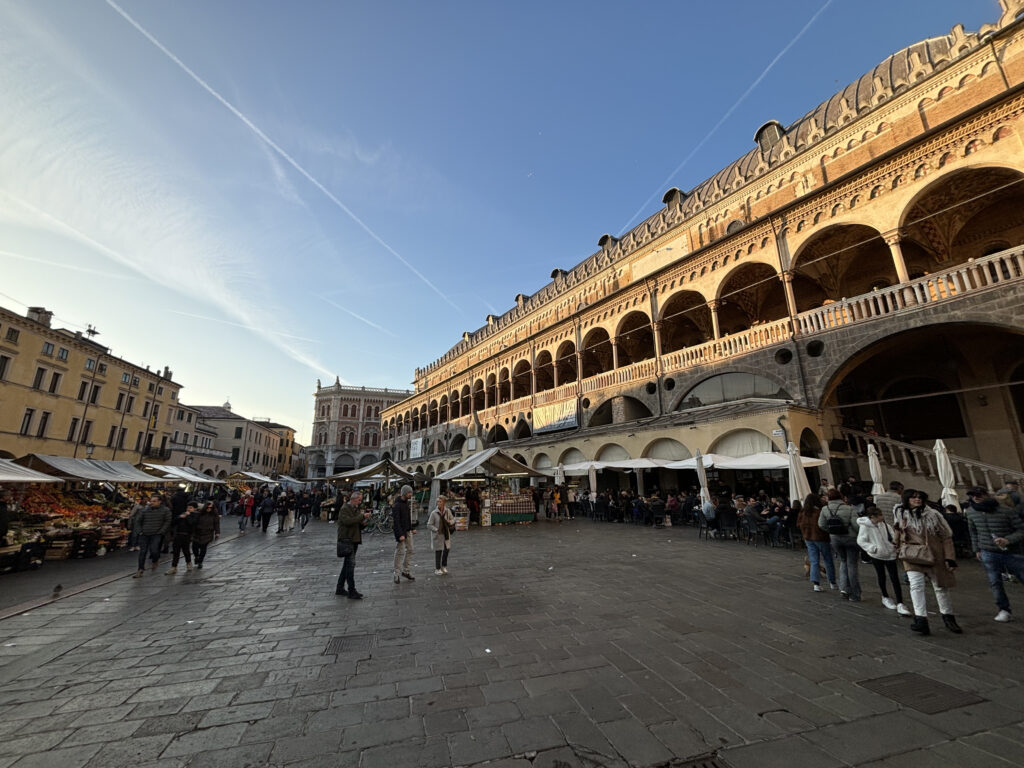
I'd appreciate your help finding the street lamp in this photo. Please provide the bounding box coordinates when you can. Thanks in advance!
[186,456,194,468]
[86,442,95,458]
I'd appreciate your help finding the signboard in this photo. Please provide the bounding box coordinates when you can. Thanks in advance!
[534,399,578,434]
[772,429,785,437]
[409,437,423,460]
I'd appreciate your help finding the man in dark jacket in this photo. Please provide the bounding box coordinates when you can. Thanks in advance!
[966,486,1024,623]
[167,502,197,575]
[336,490,369,598]
[296,491,313,532]
[392,484,416,584]
[259,494,275,533]
[133,495,171,577]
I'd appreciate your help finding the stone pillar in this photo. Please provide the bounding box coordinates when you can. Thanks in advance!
[781,271,798,318]
[611,339,620,369]
[576,351,584,382]
[530,369,536,396]
[709,301,722,339]
[883,231,910,284]
[652,321,663,374]
[553,364,559,389]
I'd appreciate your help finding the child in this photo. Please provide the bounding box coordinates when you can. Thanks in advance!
[856,505,910,615]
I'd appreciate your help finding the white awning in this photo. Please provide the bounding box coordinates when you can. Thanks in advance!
[229,471,278,483]
[144,463,225,484]
[328,459,416,483]
[0,459,62,483]
[665,452,825,470]
[15,454,165,483]
[437,448,547,480]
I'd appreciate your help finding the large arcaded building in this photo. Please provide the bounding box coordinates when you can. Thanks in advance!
[382,2,1024,493]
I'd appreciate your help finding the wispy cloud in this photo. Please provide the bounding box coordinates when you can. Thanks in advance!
[105,0,459,311]
[0,248,139,281]
[316,295,397,338]
[167,309,321,343]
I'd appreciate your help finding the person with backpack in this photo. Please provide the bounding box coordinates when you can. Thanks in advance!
[799,492,835,591]
[857,505,910,615]
[818,488,860,601]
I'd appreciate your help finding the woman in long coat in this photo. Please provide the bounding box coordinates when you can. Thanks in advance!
[428,496,456,575]
[191,502,220,569]
[893,490,960,635]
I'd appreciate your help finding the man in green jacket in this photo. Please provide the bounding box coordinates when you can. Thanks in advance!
[336,490,369,599]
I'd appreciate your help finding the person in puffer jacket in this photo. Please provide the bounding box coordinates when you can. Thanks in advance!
[857,506,910,616]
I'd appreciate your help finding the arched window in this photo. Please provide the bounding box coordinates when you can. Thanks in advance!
[342,404,349,418]
[374,406,380,417]
[679,373,791,409]
[366,405,372,418]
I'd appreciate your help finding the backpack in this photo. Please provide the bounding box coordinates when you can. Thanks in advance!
[825,504,848,535]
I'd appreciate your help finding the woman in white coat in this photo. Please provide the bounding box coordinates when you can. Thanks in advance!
[428,496,456,575]
[857,506,910,616]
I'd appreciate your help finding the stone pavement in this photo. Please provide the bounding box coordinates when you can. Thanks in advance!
[0,519,1022,768]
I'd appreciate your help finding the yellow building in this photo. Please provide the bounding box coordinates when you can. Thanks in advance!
[382,3,1024,493]
[0,305,183,464]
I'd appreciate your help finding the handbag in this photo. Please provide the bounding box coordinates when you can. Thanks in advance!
[899,525,934,566]
[336,539,354,558]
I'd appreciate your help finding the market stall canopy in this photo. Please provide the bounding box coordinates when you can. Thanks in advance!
[664,453,826,470]
[15,454,165,483]
[145,463,225,485]
[277,475,307,486]
[436,448,547,480]
[328,459,416,483]
[0,458,62,483]
[229,471,277,484]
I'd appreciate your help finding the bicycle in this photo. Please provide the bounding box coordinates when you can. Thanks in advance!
[366,505,394,534]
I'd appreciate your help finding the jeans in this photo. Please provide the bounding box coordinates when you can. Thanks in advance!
[238,514,248,532]
[394,535,414,575]
[191,541,209,565]
[171,534,192,567]
[979,550,1024,612]
[805,540,835,584]
[137,533,162,570]
[907,569,953,617]
[261,512,272,532]
[870,558,904,603]
[299,510,310,529]
[434,548,450,569]
[832,536,861,599]
[336,541,359,593]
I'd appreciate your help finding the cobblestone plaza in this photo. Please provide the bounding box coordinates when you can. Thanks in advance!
[1,521,1022,767]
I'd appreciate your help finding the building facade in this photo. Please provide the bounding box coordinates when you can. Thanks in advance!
[382,3,1024,492]
[0,305,184,464]
[193,404,282,476]
[307,379,413,477]
[165,403,234,479]
[261,422,301,477]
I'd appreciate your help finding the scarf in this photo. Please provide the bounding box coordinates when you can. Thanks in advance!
[438,509,453,538]
[896,505,950,537]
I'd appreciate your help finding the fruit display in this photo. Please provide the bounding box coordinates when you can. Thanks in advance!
[2,487,132,560]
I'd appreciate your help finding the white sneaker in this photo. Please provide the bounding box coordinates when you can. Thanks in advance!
[829,582,838,591]
[995,610,1012,622]
[434,569,443,575]
[897,603,912,616]
[813,584,823,592]
[881,597,897,610]
[441,567,448,574]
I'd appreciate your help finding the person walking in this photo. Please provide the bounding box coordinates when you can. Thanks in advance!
[259,494,275,533]
[297,490,313,532]
[336,490,369,598]
[191,501,220,570]
[132,494,171,577]
[965,487,1024,622]
[274,492,289,534]
[167,502,197,575]
[799,492,836,592]
[428,495,455,575]
[392,484,416,583]
[284,490,297,532]
[857,505,911,615]
[819,489,861,601]
[894,489,961,635]
[238,491,254,534]
[127,495,145,551]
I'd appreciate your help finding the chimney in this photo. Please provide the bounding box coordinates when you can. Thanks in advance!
[26,307,53,328]
[163,366,172,379]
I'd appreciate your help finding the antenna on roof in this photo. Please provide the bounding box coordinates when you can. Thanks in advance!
[85,324,99,338]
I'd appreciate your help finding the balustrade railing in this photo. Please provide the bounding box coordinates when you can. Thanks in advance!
[534,382,578,406]
[582,358,659,393]
[841,428,1024,491]
[661,317,791,375]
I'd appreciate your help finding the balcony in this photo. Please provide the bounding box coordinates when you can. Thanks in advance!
[385,248,1024,444]
[142,447,172,460]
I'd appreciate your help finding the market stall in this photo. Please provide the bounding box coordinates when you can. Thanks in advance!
[437,449,547,525]
[145,463,225,485]
[0,460,62,572]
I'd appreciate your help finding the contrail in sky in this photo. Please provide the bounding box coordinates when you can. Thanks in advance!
[316,295,398,338]
[105,0,459,311]
[166,309,321,343]
[619,0,835,234]
[0,249,139,281]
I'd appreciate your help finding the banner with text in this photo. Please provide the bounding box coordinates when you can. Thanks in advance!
[533,398,578,434]
[409,437,423,459]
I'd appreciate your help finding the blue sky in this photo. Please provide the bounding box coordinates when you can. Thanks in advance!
[0,0,997,442]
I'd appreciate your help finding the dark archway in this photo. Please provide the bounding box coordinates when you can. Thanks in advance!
[428,400,438,427]
[588,396,653,427]
[581,328,612,379]
[616,312,655,367]
[792,224,890,301]
[449,434,467,454]
[513,420,532,440]
[498,368,511,404]
[472,379,485,412]
[660,291,712,353]
[485,373,497,410]
[716,263,787,333]
[512,360,532,399]
[675,372,791,410]
[460,385,471,417]
[487,425,509,443]
[555,341,577,386]
[902,167,1024,269]
[439,395,449,424]
[535,351,554,392]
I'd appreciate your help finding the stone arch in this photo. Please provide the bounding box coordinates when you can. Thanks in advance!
[709,428,776,456]
[615,311,655,367]
[555,340,577,386]
[334,455,356,473]
[595,443,631,461]
[642,438,690,460]
[559,447,587,465]
[589,395,654,427]
[659,290,713,353]
[791,223,892,302]
[359,454,377,467]
[448,391,460,419]
[715,262,787,333]
[899,165,1024,268]
[460,385,471,416]
[533,452,553,469]
[216,470,228,479]
[580,327,612,379]
[511,360,532,399]
[485,373,498,409]
[513,420,532,440]
[498,368,511,404]
[449,434,467,453]
[535,350,554,392]
[674,371,791,410]
[472,379,485,412]
[428,399,439,427]
[487,424,509,444]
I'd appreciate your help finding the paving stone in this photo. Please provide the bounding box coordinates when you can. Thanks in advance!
[358,735,450,768]
[502,715,567,753]
[268,731,343,763]
[722,734,846,768]
[597,716,674,767]
[8,744,102,768]
[196,702,275,728]
[0,731,72,757]
[303,705,363,734]
[61,720,143,746]
[160,723,247,758]
[481,679,528,704]
[184,741,273,768]
[571,687,630,723]
[130,712,204,737]
[447,726,512,765]
[802,712,948,764]
[423,709,469,737]
[81,734,176,768]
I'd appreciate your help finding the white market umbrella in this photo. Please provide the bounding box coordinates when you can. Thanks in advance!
[867,444,885,496]
[934,439,959,508]
[787,442,812,503]
[588,465,598,493]
[694,449,711,504]
[554,463,566,486]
